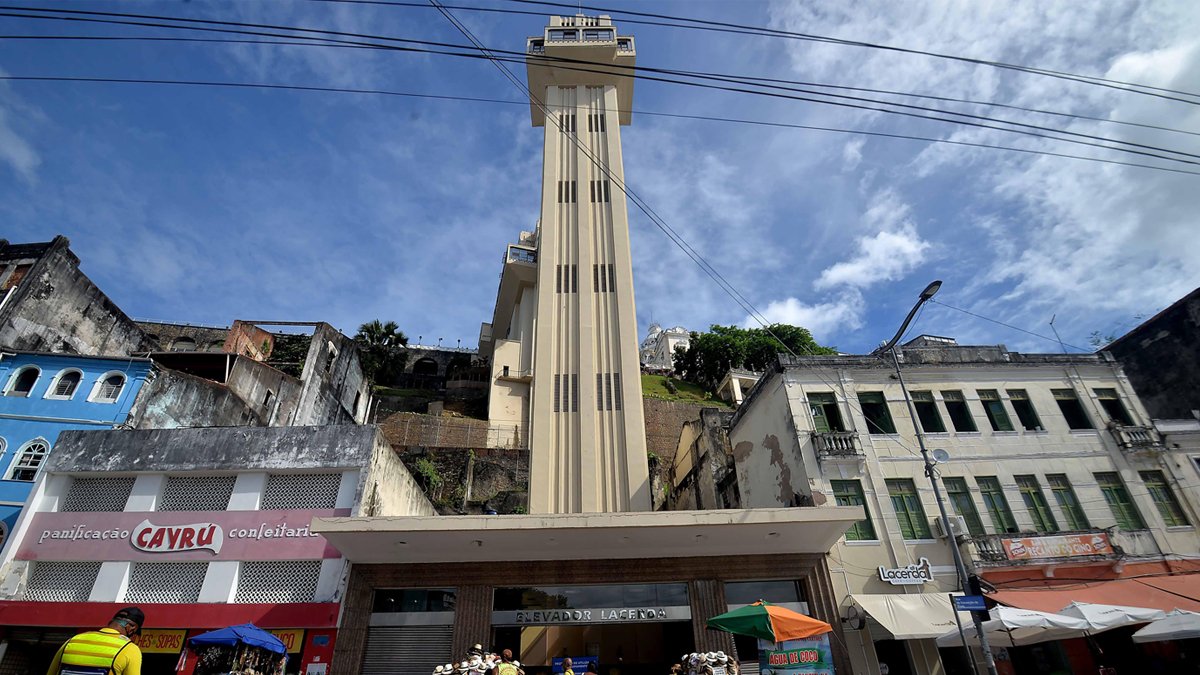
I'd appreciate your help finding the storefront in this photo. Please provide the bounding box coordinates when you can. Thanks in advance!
[314,507,863,675]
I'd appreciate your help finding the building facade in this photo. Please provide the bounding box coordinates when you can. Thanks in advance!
[1102,286,1200,420]
[671,338,1200,675]
[0,352,154,546]
[481,15,650,514]
[0,237,153,356]
[640,324,690,373]
[0,424,434,675]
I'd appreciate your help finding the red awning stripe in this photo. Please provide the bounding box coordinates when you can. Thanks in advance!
[988,575,1200,614]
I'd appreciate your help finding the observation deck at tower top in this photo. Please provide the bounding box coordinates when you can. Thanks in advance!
[525,15,636,127]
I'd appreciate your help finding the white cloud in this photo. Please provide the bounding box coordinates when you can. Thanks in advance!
[842,138,865,171]
[0,74,41,183]
[815,190,931,290]
[751,291,866,340]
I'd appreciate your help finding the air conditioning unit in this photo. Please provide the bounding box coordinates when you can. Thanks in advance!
[933,515,968,539]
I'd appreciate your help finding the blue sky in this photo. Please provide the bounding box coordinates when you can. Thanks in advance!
[2,1,1198,354]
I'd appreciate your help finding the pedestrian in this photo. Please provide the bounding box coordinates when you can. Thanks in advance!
[497,649,520,675]
[585,661,599,675]
[562,657,574,675]
[46,606,145,675]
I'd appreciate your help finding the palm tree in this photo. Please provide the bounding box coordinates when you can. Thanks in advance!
[355,320,409,383]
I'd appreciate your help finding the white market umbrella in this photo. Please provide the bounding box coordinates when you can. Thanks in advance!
[936,606,1090,648]
[1132,610,1200,644]
[1059,602,1167,633]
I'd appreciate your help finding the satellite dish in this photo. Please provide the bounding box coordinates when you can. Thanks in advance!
[932,449,951,464]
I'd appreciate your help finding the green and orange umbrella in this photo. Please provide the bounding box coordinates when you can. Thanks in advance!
[706,601,832,643]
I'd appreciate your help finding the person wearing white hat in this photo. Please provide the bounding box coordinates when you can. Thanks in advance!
[435,666,446,675]
[445,665,455,674]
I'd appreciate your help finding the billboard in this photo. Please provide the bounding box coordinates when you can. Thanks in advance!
[1002,532,1112,560]
[758,637,834,675]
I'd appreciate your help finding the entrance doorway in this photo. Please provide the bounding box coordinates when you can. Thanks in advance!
[492,622,694,675]
[873,640,914,675]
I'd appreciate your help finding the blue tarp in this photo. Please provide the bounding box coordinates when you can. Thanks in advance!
[189,623,287,655]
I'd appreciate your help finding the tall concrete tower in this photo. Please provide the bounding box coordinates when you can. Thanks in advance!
[481,15,649,514]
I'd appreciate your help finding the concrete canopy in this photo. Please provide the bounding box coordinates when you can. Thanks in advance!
[313,506,863,564]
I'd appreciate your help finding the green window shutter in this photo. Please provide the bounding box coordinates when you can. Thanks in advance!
[977,476,1018,533]
[978,390,1013,431]
[1046,474,1089,530]
[943,477,986,536]
[808,393,832,433]
[1096,472,1146,530]
[1139,471,1189,527]
[886,479,932,539]
[1015,475,1058,533]
[831,480,876,541]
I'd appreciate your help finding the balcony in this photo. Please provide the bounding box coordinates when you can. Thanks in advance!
[497,365,533,383]
[965,528,1161,571]
[505,245,537,267]
[811,431,863,463]
[1109,423,1165,454]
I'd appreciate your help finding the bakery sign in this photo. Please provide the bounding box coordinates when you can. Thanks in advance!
[17,509,350,562]
[1002,532,1113,561]
[878,558,933,586]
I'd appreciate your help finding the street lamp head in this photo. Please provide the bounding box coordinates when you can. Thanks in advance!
[920,280,943,301]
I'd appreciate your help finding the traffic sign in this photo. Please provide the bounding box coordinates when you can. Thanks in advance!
[952,594,987,611]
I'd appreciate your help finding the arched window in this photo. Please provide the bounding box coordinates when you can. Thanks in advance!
[8,439,50,481]
[45,369,82,400]
[171,337,196,352]
[412,358,440,376]
[4,366,39,397]
[88,371,127,403]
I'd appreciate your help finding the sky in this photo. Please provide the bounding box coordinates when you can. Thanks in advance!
[1,0,1198,355]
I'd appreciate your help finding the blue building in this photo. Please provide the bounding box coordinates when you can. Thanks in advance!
[0,352,152,545]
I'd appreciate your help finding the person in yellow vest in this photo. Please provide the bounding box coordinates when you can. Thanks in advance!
[562,657,574,675]
[46,607,144,675]
[496,649,520,675]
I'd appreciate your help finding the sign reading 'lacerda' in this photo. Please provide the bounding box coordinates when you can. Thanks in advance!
[878,557,933,585]
[19,509,350,562]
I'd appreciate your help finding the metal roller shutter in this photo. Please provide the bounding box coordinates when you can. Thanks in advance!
[362,626,454,675]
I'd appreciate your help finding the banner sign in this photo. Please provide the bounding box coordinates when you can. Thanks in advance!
[759,637,834,675]
[877,558,933,586]
[270,629,306,654]
[130,629,187,654]
[16,509,350,562]
[493,606,691,626]
[1002,532,1112,560]
[553,657,598,674]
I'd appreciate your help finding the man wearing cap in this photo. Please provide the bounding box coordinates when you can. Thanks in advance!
[46,607,144,675]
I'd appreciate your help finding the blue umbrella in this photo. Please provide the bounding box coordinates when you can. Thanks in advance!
[189,623,287,655]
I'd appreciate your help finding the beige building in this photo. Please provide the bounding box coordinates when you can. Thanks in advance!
[668,336,1200,675]
[640,324,690,372]
[479,15,650,514]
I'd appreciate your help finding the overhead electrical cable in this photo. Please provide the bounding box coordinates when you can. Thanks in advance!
[928,299,1091,353]
[4,6,1199,165]
[496,0,1200,104]
[5,71,1197,177]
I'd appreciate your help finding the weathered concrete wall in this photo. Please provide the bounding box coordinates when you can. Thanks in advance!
[294,323,369,425]
[665,408,736,512]
[137,321,229,353]
[359,432,438,517]
[127,367,263,429]
[398,447,529,514]
[1105,287,1200,420]
[226,357,303,425]
[380,412,524,449]
[0,237,152,355]
[50,424,380,473]
[726,370,811,508]
[226,320,275,360]
[643,399,722,468]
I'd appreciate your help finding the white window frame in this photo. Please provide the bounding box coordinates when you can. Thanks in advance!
[86,370,128,404]
[3,365,40,397]
[7,438,50,481]
[43,368,84,401]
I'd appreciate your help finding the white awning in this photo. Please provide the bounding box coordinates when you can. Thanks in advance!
[1059,601,1166,633]
[936,606,1090,648]
[850,593,959,640]
[1132,610,1200,643]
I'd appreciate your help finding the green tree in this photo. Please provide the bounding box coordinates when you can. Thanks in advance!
[673,324,834,390]
[356,320,409,384]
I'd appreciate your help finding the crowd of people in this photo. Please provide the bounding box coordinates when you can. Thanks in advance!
[432,644,525,675]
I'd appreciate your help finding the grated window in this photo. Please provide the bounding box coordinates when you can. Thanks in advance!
[262,473,341,510]
[125,562,207,603]
[235,561,321,603]
[25,561,101,602]
[61,477,135,512]
[159,475,236,511]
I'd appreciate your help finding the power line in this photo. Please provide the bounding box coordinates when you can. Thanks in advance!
[929,299,1091,353]
[5,7,1199,167]
[7,70,1197,178]
[495,0,1200,105]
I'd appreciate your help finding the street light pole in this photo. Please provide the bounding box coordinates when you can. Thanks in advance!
[879,281,998,675]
